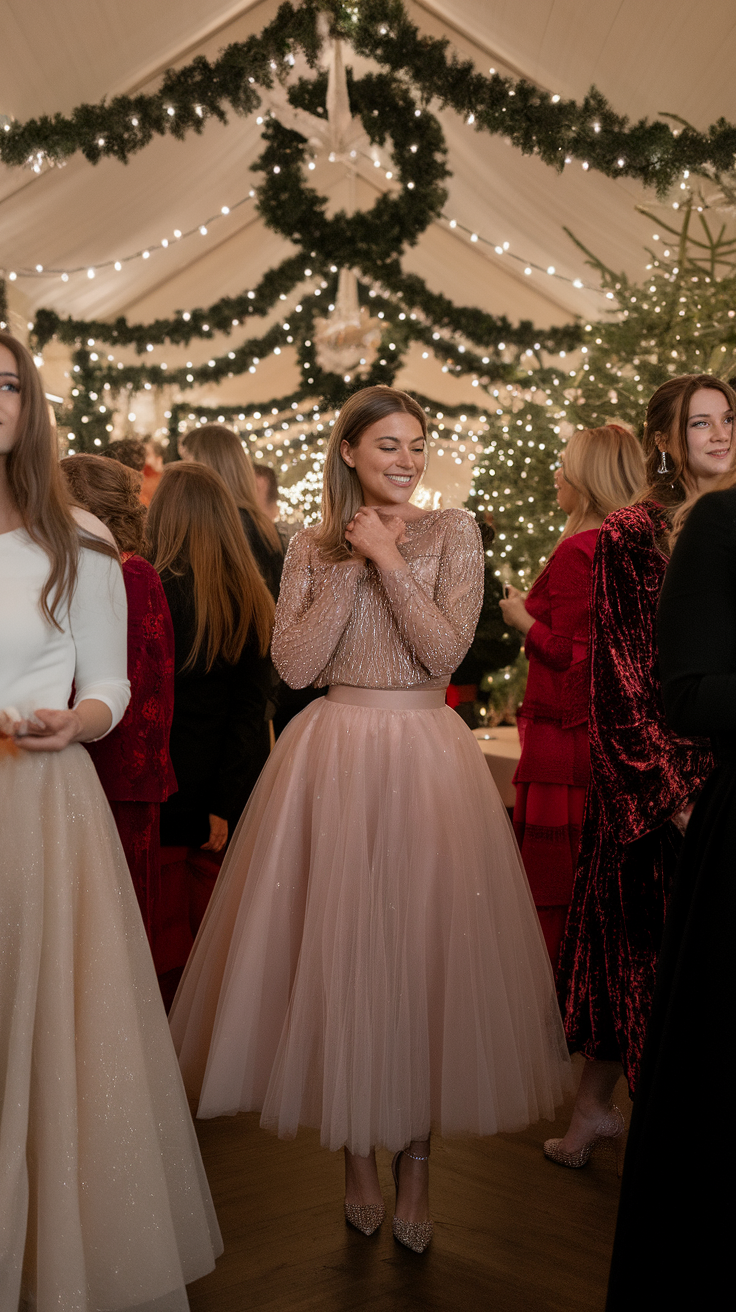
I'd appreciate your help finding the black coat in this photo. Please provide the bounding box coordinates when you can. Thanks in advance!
[607,487,735,1309]
[159,569,271,849]
[450,521,521,686]
[240,508,284,601]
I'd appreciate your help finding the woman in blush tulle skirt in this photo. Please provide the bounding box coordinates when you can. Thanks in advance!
[170,386,571,1254]
[0,332,221,1312]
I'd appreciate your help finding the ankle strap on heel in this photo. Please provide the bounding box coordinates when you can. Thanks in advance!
[403,1149,429,1161]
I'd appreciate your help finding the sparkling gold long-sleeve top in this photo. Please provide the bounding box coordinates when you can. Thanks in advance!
[271,508,484,690]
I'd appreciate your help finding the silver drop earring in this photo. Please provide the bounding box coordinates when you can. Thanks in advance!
[658,448,669,474]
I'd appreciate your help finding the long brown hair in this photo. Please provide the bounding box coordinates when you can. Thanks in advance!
[0,330,116,625]
[181,424,282,553]
[555,423,645,547]
[640,373,736,506]
[314,386,428,561]
[146,462,274,670]
[61,454,146,554]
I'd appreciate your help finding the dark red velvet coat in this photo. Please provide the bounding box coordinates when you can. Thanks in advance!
[556,504,713,1091]
[86,555,177,802]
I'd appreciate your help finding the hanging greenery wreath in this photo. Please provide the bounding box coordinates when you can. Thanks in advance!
[27,53,582,449]
[23,0,718,464]
[3,0,735,195]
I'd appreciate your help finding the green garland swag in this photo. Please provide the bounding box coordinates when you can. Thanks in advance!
[169,391,487,434]
[30,71,582,375]
[3,0,735,196]
[32,256,583,361]
[29,57,584,447]
[62,279,499,445]
[60,277,551,438]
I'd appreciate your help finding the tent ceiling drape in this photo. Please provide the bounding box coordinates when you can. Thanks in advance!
[2,0,734,410]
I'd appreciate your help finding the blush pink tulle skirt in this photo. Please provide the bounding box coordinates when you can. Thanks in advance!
[0,744,221,1312]
[169,688,572,1156]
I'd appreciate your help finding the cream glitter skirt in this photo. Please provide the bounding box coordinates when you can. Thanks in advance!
[170,689,572,1157]
[0,744,222,1312]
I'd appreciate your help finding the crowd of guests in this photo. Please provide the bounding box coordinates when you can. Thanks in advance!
[57,376,736,1297]
[2,331,732,1307]
[62,425,283,1007]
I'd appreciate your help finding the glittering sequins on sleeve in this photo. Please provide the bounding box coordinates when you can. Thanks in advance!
[271,530,366,688]
[378,510,484,677]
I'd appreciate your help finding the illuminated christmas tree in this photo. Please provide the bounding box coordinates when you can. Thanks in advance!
[468,191,736,585]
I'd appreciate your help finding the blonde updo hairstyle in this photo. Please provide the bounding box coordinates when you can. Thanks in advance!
[314,385,427,562]
[555,423,646,547]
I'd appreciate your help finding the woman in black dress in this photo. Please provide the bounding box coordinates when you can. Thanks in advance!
[607,481,736,1308]
[146,462,274,1006]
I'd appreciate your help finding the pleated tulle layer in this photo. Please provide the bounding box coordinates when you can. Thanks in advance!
[0,745,222,1312]
[170,697,572,1156]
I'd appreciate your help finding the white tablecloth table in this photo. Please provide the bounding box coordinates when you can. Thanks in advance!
[472,725,521,809]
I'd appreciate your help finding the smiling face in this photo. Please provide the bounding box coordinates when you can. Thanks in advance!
[0,343,21,457]
[340,411,426,508]
[682,387,734,488]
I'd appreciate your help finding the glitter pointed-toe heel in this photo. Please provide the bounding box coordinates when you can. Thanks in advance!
[543,1104,625,1172]
[391,1150,433,1254]
[344,1201,385,1236]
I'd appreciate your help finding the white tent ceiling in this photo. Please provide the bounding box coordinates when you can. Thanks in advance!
[2,0,735,417]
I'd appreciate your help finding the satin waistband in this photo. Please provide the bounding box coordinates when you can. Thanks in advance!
[326,685,447,710]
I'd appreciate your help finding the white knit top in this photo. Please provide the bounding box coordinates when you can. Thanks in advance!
[0,518,130,733]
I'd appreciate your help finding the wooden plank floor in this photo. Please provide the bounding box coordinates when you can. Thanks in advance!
[188,1058,627,1312]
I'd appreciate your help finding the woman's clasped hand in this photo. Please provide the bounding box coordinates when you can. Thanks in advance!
[0,703,112,752]
[344,506,407,565]
[7,707,84,751]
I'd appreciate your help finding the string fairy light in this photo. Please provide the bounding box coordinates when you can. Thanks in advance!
[3,191,256,282]
[440,214,594,292]
[8,149,598,300]
[342,140,597,297]
[46,257,580,452]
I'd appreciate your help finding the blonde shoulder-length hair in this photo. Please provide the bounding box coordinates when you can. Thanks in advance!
[554,423,646,549]
[313,385,428,562]
[181,423,283,554]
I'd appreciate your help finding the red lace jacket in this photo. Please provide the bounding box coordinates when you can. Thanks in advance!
[86,555,177,803]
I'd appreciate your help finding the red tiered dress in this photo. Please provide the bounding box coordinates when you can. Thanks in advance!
[512,529,598,971]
